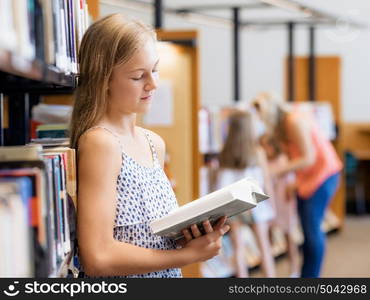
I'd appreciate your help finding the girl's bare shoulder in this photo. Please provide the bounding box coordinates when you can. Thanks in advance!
[79,127,117,146]
[78,127,122,160]
[137,127,166,166]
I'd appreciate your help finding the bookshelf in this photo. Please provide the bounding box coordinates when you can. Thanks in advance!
[0,49,75,89]
[43,0,99,106]
[0,0,89,277]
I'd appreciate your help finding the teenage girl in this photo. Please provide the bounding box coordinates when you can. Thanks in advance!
[70,14,230,277]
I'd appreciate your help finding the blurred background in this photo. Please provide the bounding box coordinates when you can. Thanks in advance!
[0,0,369,278]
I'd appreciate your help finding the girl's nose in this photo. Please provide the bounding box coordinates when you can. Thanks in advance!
[145,72,158,91]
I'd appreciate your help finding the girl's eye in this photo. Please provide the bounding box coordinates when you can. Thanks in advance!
[132,70,158,80]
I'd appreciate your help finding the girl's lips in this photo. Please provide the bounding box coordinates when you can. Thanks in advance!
[141,95,152,100]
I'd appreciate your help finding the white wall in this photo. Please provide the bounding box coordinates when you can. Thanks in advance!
[100,0,370,122]
[241,0,370,123]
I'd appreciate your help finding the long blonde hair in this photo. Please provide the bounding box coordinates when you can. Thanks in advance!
[69,13,156,149]
[252,91,287,142]
[219,110,258,169]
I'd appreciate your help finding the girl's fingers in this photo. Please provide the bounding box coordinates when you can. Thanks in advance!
[191,224,202,238]
[182,229,192,242]
[183,218,228,241]
[214,216,227,230]
[221,224,230,235]
[203,220,213,233]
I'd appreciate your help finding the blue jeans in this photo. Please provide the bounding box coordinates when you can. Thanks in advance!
[297,172,340,278]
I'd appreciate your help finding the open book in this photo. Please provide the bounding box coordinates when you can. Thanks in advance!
[150,178,269,240]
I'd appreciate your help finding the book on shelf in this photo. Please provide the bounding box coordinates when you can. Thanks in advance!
[0,163,50,277]
[30,138,69,147]
[41,0,55,65]
[36,123,69,139]
[150,178,269,240]
[0,177,34,277]
[0,144,43,161]
[0,144,76,277]
[0,0,17,52]
[43,147,76,207]
[0,0,91,74]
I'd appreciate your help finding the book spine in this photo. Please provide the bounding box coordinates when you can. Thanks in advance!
[12,0,35,59]
[51,156,63,263]
[41,0,55,65]
[0,0,17,51]
[63,0,71,73]
[33,0,45,61]
[68,0,77,73]
[59,153,71,254]
[45,158,57,276]
[59,0,69,72]
[53,0,62,69]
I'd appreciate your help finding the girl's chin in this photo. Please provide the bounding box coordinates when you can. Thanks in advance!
[136,104,152,114]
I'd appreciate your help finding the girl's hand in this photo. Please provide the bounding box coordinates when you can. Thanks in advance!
[179,216,230,263]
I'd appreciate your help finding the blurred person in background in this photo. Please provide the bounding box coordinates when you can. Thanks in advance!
[252,92,342,278]
[260,134,300,277]
[217,110,276,278]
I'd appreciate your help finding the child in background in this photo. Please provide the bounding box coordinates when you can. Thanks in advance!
[217,110,276,277]
[260,134,300,277]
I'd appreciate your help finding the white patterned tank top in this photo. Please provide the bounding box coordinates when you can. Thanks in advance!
[81,126,182,278]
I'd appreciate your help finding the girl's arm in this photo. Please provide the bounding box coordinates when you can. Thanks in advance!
[77,129,229,276]
[275,115,316,176]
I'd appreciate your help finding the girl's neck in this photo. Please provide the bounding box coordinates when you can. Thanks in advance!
[98,113,138,137]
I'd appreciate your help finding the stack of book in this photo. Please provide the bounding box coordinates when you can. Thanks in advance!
[0,141,76,277]
[30,103,72,139]
[36,124,69,139]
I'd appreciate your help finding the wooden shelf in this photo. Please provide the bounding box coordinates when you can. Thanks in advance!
[357,126,370,135]
[0,48,76,93]
[350,150,370,161]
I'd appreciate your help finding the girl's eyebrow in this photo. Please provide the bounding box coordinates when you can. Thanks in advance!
[129,59,160,73]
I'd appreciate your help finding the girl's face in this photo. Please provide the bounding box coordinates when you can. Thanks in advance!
[107,38,159,115]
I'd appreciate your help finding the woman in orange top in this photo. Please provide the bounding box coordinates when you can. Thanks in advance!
[252,92,342,277]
